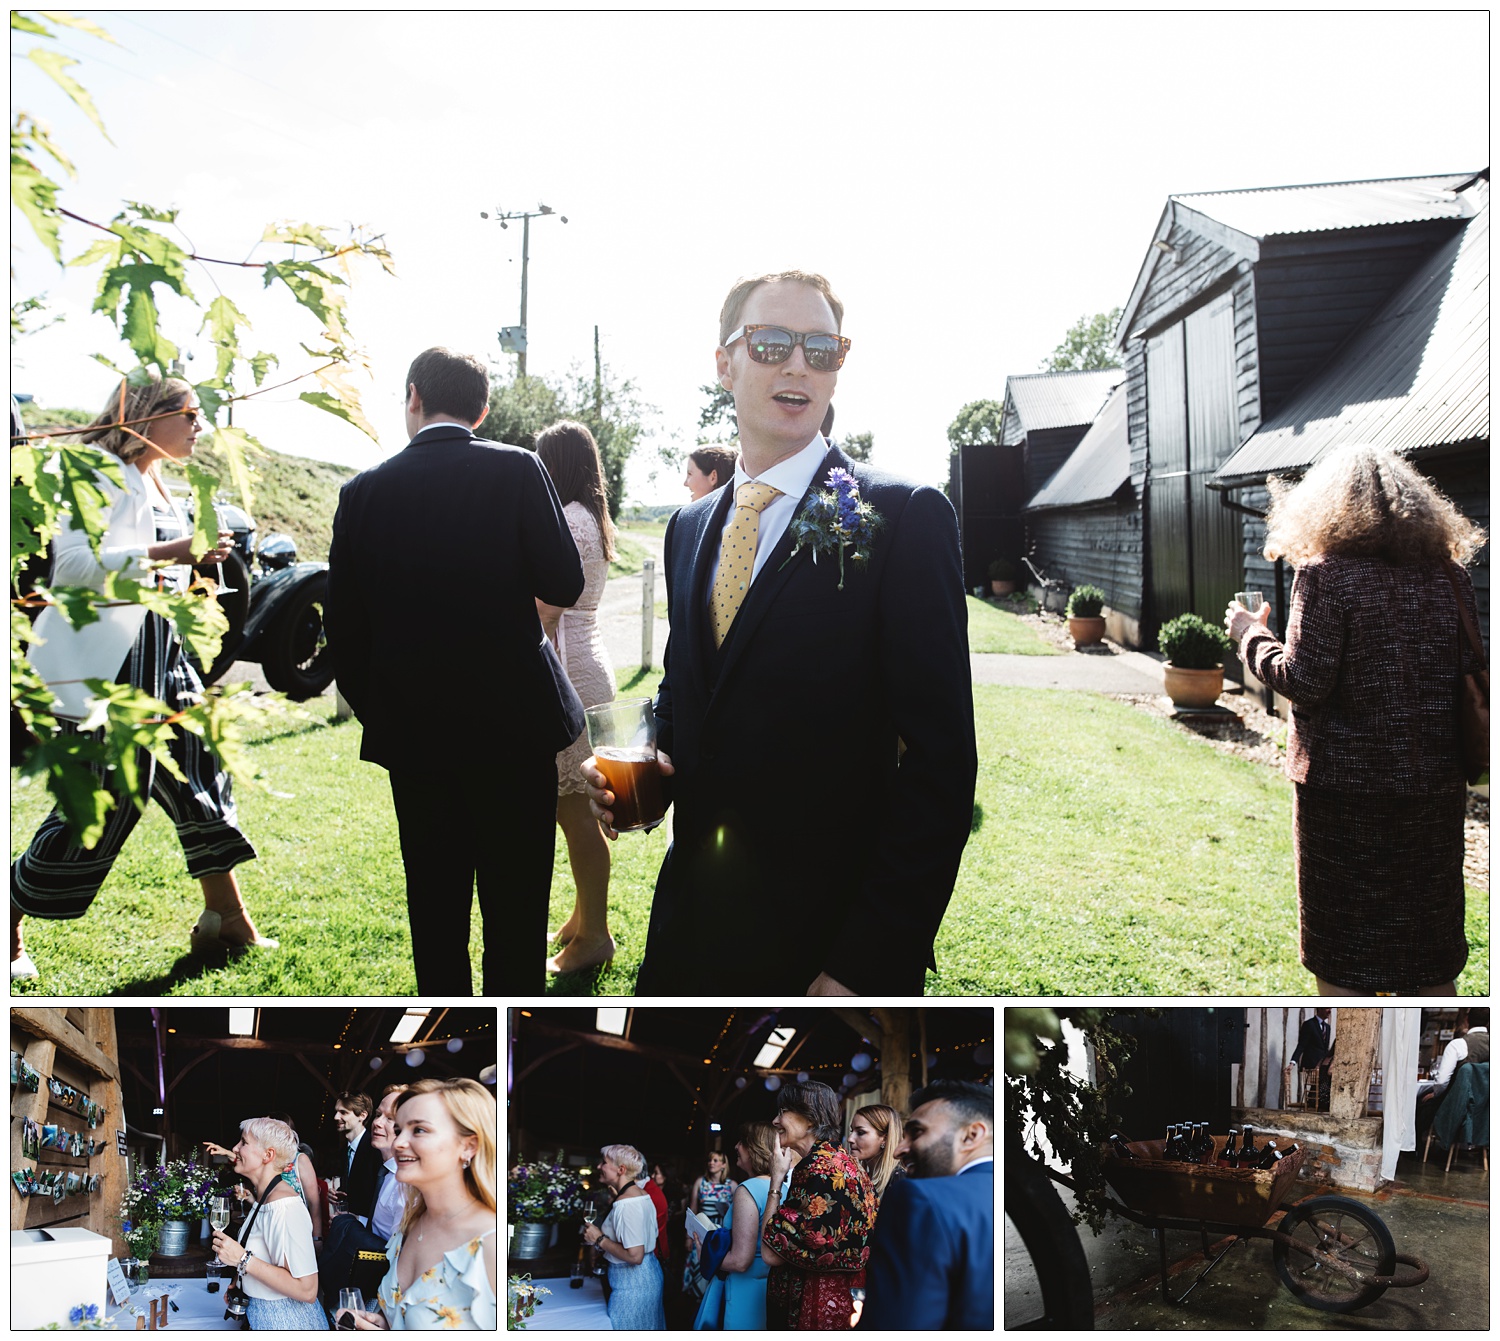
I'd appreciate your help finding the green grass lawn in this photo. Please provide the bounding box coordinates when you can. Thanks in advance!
[11,679,1486,996]
[967,596,1059,655]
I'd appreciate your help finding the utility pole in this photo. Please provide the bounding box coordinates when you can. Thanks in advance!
[479,203,568,379]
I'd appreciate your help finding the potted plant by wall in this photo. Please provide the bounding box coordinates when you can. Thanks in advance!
[1066,584,1107,646]
[1158,613,1232,708]
[987,557,1018,596]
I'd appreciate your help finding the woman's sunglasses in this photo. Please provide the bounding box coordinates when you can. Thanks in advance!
[724,324,850,372]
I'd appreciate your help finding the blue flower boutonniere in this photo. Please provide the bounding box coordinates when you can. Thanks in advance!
[780,467,884,591]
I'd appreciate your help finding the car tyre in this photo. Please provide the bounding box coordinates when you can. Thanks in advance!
[260,571,335,701]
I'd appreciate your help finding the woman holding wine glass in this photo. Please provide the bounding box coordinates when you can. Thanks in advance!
[581,1144,665,1329]
[207,1117,326,1330]
[339,1078,497,1330]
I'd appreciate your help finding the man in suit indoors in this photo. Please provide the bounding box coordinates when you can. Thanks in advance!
[326,347,584,995]
[322,1085,408,1307]
[585,271,977,995]
[331,1091,380,1223]
[1289,1007,1334,1111]
[861,1079,993,1330]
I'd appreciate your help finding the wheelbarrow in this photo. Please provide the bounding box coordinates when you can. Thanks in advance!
[1055,1135,1429,1313]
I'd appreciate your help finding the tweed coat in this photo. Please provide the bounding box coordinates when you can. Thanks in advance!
[1238,556,1483,793]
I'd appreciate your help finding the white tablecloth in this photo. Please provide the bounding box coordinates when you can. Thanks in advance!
[105,1276,242,1330]
[523,1273,611,1330]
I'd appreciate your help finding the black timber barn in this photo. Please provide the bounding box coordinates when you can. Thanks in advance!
[984,171,1489,663]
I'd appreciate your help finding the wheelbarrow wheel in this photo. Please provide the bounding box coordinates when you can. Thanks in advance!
[1273,1195,1395,1313]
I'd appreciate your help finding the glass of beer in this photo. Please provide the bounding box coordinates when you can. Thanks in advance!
[586,698,666,832]
[1234,590,1265,611]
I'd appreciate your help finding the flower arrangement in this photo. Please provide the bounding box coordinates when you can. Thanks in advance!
[781,467,884,591]
[122,1223,159,1259]
[507,1160,583,1223]
[40,1303,115,1330]
[121,1155,219,1227]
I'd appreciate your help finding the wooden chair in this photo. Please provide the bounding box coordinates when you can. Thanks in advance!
[1423,1061,1489,1172]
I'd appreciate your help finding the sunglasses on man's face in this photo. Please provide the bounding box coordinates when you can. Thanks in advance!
[724,324,850,372]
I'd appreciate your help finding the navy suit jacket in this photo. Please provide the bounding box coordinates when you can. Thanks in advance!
[636,445,977,995]
[861,1160,993,1330]
[343,1130,380,1222]
[325,425,585,771]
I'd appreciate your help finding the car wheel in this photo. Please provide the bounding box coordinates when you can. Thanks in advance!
[260,571,335,701]
[190,549,252,686]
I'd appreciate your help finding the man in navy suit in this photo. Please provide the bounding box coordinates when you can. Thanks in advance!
[327,347,584,995]
[862,1079,993,1330]
[585,271,977,995]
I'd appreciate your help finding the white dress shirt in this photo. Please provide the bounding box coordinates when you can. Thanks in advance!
[370,1156,406,1241]
[707,434,829,596]
[1433,1026,1487,1087]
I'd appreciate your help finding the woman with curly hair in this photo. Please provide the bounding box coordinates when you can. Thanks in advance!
[845,1105,905,1203]
[1224,445,1486,995]
[760,1081,876,1329]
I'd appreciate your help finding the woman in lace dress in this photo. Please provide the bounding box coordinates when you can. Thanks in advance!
[535,421,619,975]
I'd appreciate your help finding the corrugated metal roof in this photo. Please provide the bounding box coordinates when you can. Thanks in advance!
[1026,382,1130,511]
[1175,173,1479,238]
[1214,183,1488,486]
[1001,368,1124,445]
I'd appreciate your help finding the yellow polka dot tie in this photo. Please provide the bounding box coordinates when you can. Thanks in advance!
[709,479,783,648]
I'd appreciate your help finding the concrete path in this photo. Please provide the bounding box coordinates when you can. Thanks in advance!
[972,646,1166,694]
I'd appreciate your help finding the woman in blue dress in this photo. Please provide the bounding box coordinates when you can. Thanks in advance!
[340,1078,496,1330]
[693,1121,774,1330]
[582,1144,665,1328]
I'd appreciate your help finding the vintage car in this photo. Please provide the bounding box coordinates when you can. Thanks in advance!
[190,498,334,701]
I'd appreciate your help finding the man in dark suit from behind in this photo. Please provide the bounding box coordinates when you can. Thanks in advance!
[862,1079,993,1330]
[326,347,584,995]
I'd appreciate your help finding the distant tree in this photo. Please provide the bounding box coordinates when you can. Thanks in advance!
[484,373,563,451]
[841,430,874,463]
[1042,308,1123,372]
[698,381,736,439]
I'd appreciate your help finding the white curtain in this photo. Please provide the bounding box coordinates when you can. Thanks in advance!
[1381,1008,1420,1182]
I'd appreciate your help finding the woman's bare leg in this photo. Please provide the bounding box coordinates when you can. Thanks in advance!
[547,792,614,973]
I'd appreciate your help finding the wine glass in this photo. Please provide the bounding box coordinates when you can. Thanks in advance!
[337,1288,365,1328]
[207,1195,231,1268]
[327,1174,344,1218]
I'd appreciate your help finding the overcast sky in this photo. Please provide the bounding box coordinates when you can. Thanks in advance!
[10,10,1488,503]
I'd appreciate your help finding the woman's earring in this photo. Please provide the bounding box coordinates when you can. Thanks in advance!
[462,1158,472,1172]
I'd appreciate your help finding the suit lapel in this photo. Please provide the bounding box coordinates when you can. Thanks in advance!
[710,445,846,696]
[680,486,735,689]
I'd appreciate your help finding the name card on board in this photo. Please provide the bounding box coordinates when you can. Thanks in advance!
[106,1256,131,1307]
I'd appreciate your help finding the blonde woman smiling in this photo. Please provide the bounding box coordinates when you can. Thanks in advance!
[342,1078,497,1330]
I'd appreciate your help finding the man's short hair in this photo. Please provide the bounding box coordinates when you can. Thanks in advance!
[405,346,489,422]
[1470,1007,1490,1029]
[718,270,844,346]
[336,1090,373,1120]
[910,1079,993,1128]
[380,1083,410,1102]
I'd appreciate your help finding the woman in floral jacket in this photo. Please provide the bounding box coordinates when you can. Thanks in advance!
[760,1081,876,1329]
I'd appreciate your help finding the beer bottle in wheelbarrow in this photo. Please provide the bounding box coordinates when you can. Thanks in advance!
[1108,1133,1136,1160]
[1218,1128,1239,1167]
[1239,1124,1257,1165]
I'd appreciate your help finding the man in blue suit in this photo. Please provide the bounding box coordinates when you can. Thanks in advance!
[861,1079,993,1329]
[584,271,977,995]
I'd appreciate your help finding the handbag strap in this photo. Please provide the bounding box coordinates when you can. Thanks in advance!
[236,1171,288,1248]
[1443,564,1487,669]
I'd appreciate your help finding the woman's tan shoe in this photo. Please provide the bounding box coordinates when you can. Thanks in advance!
[190,908,280,955]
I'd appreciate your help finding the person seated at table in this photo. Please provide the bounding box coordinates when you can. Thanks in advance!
[321,1085,410,1308]
[582,1143,666,1329]
[1418,1007,1490,1140]
[691,1121,775,1330]
[341,1078,497,1329]
[208,1116,328,1330]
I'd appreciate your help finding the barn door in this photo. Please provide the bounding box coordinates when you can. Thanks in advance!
[1147,292,1242,627]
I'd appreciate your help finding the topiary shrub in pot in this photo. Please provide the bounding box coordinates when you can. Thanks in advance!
[1159,612,1233,707]
[1066,584,1107,646]
[987,557,1018,596]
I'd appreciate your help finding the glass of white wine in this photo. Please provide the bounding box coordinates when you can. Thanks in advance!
[207,1194,232,1268]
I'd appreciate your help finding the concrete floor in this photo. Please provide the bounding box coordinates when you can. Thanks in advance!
[1006,1148,1489,1329]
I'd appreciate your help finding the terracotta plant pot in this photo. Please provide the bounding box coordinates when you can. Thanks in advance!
[1068,615,1106,646]
[990,579,1016,596]
[1163,663,1225,708]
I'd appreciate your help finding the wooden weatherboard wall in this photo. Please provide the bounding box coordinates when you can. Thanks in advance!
[10,1007,128,1258]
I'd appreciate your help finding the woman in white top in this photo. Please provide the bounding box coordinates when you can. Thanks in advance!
[210,1116,326,1330]
[582,1143,665,1329]
[343,1078,497,1330]
[12,374,273,982]
[535,421,619,977]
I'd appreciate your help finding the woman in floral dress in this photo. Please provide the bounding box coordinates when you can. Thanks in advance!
[760,1081,876,1329]
[341,1079,496,1330]
[535,421,619,977]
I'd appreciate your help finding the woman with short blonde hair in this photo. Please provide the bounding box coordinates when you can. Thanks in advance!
[583,1143,664,1328]
[1226,445,1486,995]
